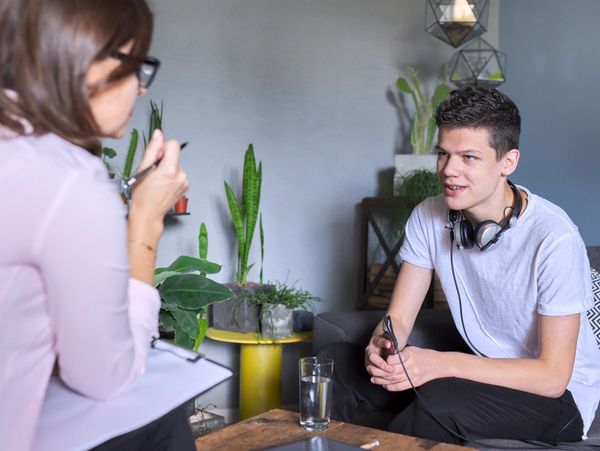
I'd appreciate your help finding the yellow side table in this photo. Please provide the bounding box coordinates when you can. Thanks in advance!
[206,328,312,420]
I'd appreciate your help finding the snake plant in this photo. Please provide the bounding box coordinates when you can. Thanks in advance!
[224,144,262,286]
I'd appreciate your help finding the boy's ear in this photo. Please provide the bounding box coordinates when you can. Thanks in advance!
[501,148,520,176]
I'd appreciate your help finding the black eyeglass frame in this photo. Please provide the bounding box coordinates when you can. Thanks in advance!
[111,51,161,89]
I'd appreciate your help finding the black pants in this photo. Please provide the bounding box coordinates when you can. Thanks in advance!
[90,405,196,451]
[318,343,584,445]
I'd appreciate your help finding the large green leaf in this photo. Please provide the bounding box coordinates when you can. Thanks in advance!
[170,306,199,339]
[159,274,233,309]
[174,322,195,348]
[155,256,221,276]
[159,310,176,331]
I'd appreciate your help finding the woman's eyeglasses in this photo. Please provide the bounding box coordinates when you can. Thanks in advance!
[111,51,161,89]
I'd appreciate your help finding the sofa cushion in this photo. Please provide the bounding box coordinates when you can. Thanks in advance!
[588,268,600,348]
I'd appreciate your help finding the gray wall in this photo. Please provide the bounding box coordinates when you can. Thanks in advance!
[500,0,600,245]
[105,0,499,409]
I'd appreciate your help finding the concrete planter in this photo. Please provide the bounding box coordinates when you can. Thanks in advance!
[209,283,261,333]
[260,304,294,339]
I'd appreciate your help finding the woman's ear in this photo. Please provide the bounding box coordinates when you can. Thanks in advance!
[501,148,520,176]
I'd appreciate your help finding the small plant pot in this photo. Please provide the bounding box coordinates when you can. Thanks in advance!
[260,304,294,339]
[174,196,189,214]
[209,283,261,333]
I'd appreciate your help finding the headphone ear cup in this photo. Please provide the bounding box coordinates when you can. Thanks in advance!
[475,220,502,250]
[456,219,475,249]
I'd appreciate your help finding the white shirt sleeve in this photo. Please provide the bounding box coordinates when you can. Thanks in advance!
[399,199,435,269]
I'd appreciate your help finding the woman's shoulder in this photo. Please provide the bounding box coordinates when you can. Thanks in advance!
[2,132,107,184]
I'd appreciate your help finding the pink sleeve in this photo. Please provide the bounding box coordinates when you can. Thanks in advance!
[34,169,160,400]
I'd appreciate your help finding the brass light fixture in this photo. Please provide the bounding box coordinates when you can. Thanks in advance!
[425,0,489,48]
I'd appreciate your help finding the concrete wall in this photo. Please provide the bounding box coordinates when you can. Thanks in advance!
[500,0,600,245]
[105,0,500,409]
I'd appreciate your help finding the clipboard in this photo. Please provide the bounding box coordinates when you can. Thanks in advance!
[32,343,232,451]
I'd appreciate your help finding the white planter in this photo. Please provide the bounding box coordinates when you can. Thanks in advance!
[393,154,438,196]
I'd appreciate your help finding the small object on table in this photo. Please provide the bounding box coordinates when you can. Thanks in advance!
[298,356,334,431]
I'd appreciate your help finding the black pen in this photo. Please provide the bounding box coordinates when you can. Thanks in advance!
[121,141,187,199]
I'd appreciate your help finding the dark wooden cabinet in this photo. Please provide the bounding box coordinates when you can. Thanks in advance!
[358,197,436,310]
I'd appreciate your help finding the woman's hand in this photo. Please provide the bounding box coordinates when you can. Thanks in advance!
[369,346,446,391]
[129,129,189,230]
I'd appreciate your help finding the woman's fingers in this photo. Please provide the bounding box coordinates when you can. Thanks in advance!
[138,129,164,171]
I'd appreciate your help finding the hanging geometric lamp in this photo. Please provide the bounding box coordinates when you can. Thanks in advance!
[447,38,506,88]
[425,0,489,48]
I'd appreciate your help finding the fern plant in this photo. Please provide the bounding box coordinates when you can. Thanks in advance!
[396,67,450,155]
[224,144,262,286]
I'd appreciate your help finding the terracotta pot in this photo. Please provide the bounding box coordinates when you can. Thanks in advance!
[174,196,189,214]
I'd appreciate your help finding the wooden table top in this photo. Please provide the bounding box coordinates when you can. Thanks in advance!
[196,408,474,451]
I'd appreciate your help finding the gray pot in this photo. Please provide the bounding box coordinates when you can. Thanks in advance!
[260,304,294,339]
[209,283,260,333]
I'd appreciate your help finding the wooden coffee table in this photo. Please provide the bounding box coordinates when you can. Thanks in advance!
[196,408,474,450]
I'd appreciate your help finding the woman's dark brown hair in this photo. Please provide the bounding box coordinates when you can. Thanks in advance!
[0,0,153,155]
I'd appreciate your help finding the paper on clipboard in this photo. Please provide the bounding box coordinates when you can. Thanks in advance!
[32,345,232,451]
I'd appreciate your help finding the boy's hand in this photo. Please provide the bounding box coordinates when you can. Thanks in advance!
[364,334,396,376]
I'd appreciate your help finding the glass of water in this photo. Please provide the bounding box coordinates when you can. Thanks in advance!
[298,356,334,431]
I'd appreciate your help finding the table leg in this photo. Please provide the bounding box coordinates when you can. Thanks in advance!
[239,343,283,420]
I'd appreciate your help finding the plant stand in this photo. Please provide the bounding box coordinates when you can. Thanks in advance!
[205,328,311,420]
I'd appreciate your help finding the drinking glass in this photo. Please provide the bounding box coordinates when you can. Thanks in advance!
[298,357,334,431]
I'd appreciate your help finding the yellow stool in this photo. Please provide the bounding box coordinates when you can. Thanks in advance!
[206,328,312,419]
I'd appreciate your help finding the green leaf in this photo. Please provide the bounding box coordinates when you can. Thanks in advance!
[396,77,412,94]
[155,256,221,276]
[199,223,208,260]
[431,83,451,110]
[174,322,196,348]
[224,181,246,281]
[170,307,198,339]
[259,213,264,285]
[122,129,139,179]
[102,147,117,159]
[159,310,176,330]
[159,274,233,309]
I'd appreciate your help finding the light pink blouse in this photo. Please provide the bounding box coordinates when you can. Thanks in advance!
[0,131,160,451]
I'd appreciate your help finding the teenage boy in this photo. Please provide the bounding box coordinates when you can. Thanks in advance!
[323,87,600,445]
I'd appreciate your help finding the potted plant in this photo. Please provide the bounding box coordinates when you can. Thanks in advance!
[155,223,233,349]
[394,66,450,195]
[210,144,265,333]
[248,282,320,339]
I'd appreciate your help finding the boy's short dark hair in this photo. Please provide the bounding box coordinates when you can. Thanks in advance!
[435,87,521,160]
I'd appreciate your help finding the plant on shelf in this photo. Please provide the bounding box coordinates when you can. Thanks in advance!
[396,66,450,155]
[155,223,233,350]
[211,144,265,332]
[101,146,118,179]
[247,282,320,339]
[394,168,442,209]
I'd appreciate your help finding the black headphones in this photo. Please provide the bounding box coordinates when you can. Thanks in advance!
[449,180,522,251]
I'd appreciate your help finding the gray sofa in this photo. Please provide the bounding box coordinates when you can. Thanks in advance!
[313,246,600,450]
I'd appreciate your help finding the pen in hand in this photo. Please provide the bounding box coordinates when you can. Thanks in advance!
[121,141,187,199]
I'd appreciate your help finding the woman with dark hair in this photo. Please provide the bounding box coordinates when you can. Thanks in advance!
[0,1,194,449]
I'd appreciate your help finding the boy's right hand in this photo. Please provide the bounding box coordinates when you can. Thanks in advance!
[364,334,396,376]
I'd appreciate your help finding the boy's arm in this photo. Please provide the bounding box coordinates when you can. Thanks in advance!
[371,313,580,398]
[365,262,433,373]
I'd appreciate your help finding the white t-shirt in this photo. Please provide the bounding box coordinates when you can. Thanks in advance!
[399,187,600,438]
